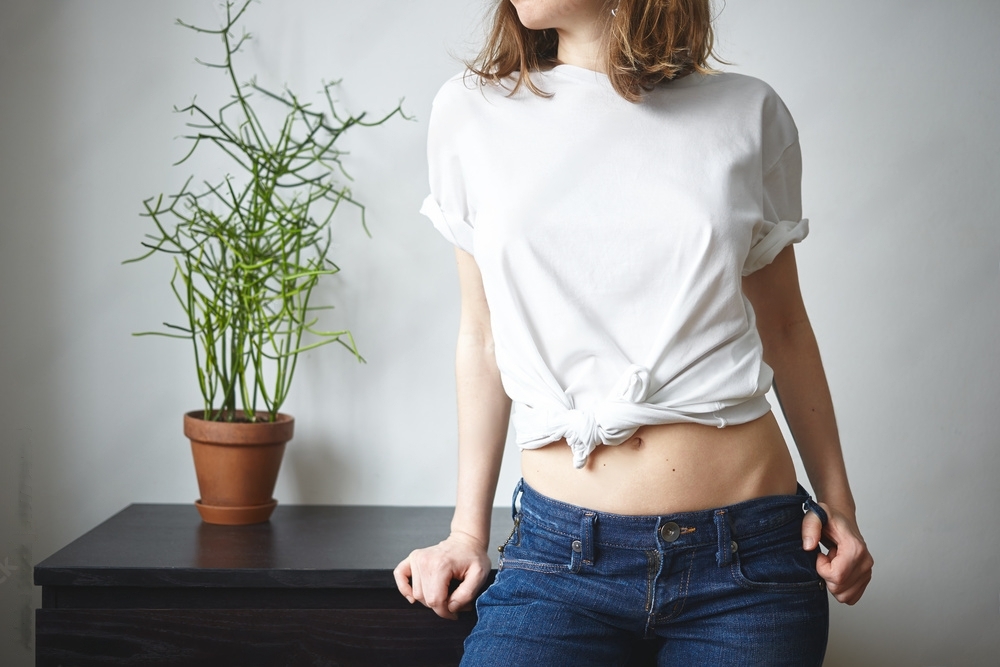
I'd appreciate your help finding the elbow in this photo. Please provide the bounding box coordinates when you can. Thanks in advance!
[456,327,497,362]
[758,316,819,369]
[759,314,813,349]
[457,319,495,353]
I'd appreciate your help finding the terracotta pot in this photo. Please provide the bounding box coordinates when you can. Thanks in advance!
[184,410,294,525]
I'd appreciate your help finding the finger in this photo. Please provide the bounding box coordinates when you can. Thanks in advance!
[810,501,842,551]
[447,564,487,614]
[830,568,872,605]
[817,542,873,602]
[392,559,415,603]
[801,510,824,551]
[815,545,837,581]
[819,528,867,577]
[817,552,851,601]
[409,557,425,604]
[415,561,458,620]
[831,545,866,589]
[428,580,460,620]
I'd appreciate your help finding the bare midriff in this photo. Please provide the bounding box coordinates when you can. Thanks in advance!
[520,410,798,515]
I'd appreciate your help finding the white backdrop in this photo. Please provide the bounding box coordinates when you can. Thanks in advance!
[1,1,997,665]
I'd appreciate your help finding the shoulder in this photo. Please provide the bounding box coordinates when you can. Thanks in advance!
[688,71,799,166]
[685,72,793,118]
[426,68,516,159]
[432,68,478,99]
[430,67,514,113]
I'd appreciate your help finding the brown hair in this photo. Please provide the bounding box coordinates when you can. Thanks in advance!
[463,0,723,103]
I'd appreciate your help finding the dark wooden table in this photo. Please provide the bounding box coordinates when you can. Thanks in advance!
[34,503,513,666]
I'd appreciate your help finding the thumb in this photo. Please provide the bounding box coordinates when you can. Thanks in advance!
[802,510,824,551]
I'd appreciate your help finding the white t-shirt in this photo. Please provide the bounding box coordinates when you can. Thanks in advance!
[419,64,808,469]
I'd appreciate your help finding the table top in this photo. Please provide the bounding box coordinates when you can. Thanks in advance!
[34,503,513,589]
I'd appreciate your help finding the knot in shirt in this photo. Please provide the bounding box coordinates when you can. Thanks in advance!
[560,364,651,468]
[563,408,600,467]
[616,364,650,403]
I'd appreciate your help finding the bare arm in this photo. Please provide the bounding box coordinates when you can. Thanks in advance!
[394,247,512,619]
[451,247,511,547]
[742,245,874,604]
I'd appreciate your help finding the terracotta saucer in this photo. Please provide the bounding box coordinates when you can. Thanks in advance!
[195,498,278,525]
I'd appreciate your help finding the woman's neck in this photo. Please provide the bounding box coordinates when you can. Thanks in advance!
[552,10,607,74]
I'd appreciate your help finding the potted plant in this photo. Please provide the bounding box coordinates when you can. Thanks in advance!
[125,0,407,524]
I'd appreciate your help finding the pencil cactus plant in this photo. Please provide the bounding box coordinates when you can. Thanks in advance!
[125,0,408,423]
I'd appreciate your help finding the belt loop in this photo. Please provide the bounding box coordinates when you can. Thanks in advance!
[581,512,596,565]
[714,509,732,567]
[511,479,524,521]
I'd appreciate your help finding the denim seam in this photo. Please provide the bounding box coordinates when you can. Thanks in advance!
[569,544,582,574]
[728,554,826,593]
[656,547,696,624]
[497,558,571,575]
[732,513,808,543]
[715,509,732,567]
[519,515,577,540]
[643,550,658,613]
[644,548,664,638]
[596,540,701,552]
[730,509,805,537]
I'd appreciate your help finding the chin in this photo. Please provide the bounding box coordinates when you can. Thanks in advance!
[513,13,548,30]
[510,2,551,30]
[518,18,551,30]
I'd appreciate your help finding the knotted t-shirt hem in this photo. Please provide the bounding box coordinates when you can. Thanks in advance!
[512,394,773,469]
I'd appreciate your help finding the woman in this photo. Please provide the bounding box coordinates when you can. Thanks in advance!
[395,0,873,664]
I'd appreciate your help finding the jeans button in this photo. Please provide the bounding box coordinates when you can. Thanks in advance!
[659,522,680,542]
[571,540,582,553]
[731,540,738,553]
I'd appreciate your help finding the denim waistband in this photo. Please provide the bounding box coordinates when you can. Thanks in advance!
[513,478,825,554]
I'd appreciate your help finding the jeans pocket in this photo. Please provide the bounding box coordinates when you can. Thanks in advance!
[498,513,577,574]
[728,518,826,593]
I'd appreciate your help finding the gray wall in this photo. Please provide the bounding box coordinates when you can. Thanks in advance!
[1,1,997,664]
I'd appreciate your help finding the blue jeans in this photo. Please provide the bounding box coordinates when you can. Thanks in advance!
[462,479,829,666]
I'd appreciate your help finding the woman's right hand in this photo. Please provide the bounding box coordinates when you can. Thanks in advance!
[393,531,492,620]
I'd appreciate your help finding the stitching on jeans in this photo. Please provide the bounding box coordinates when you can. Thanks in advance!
[728,561,823,592]
[731,509,803,538]
[597,531,695,549]
[731,513,806,544]
[657,547,696,623]
[498,558,571,575]
[644,550,658,613]
[676,548,696,618]
[519,513,576,540]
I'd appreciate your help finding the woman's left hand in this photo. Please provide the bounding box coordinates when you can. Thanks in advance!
[801,502,874,605]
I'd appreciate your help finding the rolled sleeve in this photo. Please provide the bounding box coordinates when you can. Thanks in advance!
[743,133,806,276]
[419,192,475,256]
[742,217,809,276]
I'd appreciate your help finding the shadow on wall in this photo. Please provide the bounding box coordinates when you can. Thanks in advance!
[1,2,65,661]
[824,641,960,667]
[12,431,37,656]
